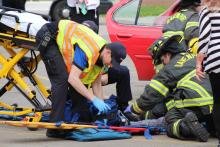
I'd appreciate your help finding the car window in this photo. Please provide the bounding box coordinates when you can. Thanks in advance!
[113,0,140,25]
[113,0,176,27]
[137,0,176,26]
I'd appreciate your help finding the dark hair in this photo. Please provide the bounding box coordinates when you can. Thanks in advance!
[179,0,201,10]
[82,20,98,34]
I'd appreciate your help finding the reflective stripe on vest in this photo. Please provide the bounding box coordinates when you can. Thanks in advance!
[149,79,169,97]
[57,20,106,72]
[166,70,213,110]
[185,21,199,31]
[177,70,195,86]
[57,20,76,72]
[166,99,175,110]
[132,101,144,114]
[173,119,181,138]
[177,70,210,98]
[166,97,213,111]
[80,65,103,86]
[145,111,150,119]
[166,12,187,24]
[56,20,106,85]
[163,31,184,42]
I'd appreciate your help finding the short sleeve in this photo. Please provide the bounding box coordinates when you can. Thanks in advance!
[73,45,88,70]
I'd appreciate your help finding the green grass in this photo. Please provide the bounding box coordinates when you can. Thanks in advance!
[100,5,169,18]
[139,6,169,17]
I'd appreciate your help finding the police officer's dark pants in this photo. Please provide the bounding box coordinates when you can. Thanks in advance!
[107,65,132,111]
[68,86,94,122]
[69,8,99,30]
[209,72,220,141]
[2,0,26,10]
[165,107,213,140]
[36,23,69,122]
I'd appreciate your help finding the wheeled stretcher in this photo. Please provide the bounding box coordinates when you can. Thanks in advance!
[0,6,51,121]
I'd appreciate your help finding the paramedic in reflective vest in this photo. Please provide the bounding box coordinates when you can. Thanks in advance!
[124,35,214,142]
[83,20,132,111]
[36,20,125,137]
[162,0,201,53]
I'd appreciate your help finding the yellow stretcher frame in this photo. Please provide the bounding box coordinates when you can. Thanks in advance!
[0,24,51,120]
[0,121,98,130]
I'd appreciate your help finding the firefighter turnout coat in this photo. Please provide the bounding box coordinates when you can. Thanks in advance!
[163,8,199,51]
[131,52,213,116]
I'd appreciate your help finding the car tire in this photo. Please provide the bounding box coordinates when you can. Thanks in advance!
[50,0,113,20]
[50,0,70,21]
[99,1,113,14]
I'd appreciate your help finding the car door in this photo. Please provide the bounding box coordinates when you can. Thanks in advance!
[106,0,179,80]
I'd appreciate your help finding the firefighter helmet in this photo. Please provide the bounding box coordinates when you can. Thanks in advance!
[149,35,184,65]
[179,0,201,9]
[188,38,199,55]
[181,0,200,3]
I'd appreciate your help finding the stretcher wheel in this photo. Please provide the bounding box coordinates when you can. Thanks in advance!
[27,127,38,131]
[11,103,18,107]
[23,112,42,131]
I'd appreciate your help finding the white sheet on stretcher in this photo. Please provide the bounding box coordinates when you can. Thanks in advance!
[0,9,49,36]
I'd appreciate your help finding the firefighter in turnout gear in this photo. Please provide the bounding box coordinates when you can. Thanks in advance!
[124,35,214,142]
[163,0,201,52]
[143,0,202,119]
[152,0,201,73]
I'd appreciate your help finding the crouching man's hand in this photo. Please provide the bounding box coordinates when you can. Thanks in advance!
[124,105,141,121]
[92,96,111,115]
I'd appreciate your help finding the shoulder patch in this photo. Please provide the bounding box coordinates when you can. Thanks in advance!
[167,12,187,24]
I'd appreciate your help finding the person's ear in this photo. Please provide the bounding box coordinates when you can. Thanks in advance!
[168,53,172,58]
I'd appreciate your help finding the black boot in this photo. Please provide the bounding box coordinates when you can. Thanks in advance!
[123,111,141,122]
[183,112,209,142]
[46,129,68,138]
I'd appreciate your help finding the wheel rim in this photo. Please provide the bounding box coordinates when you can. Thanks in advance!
[52,2,70,21]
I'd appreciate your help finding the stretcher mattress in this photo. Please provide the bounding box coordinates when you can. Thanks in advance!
[0,9,49,37]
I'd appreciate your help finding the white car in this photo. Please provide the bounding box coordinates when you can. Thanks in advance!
[25,0,113,21]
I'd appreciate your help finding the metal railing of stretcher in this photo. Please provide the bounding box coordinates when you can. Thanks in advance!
[0,6,52,123]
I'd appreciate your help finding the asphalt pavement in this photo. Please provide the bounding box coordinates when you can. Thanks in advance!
[0,14,219,147]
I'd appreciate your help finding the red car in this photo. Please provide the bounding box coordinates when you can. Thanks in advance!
[106,0,180,80]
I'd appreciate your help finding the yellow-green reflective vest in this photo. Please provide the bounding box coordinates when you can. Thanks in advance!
[56,20,106,85]
[166,70,213,111]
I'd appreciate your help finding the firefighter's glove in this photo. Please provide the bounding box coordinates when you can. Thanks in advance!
[124,105,141,122]
[124,105,132,113]
[92,97,111,115]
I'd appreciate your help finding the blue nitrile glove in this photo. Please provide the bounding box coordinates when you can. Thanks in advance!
[92,97,111,115]
[124,105,131,113]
